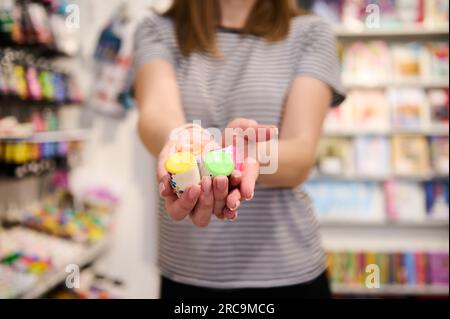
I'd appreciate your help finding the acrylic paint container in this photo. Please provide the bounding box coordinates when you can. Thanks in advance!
[201,149,235,177]
[165,152,201,198]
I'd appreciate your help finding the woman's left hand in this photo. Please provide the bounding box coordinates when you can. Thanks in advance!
[220,118,278,221]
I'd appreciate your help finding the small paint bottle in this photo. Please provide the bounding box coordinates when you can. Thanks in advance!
[165,152,201,198]
[202,149,235,177]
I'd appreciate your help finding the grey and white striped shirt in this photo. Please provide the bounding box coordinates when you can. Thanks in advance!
[134,13,345,289]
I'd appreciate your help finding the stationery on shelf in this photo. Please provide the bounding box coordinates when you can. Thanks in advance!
[392,135,431,176]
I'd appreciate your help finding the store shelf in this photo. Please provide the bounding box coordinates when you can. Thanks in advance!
[323,127,450,137]
[332,284,449,296]
[335,26,450,38]
[343,79,449,89]
[320,220,449,228]
[309,173,448,182]
[0,129,91,142]
[19,237,110,299]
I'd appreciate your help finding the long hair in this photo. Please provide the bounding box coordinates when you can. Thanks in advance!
[164,0,306,56]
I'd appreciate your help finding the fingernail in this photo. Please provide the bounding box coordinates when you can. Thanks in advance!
[159,182,165,197]
[229,211,238,222]
[189,186,200,201]
[202,177,211,194]
[244,192,254,201]
[216,178,227,191]
[230,200,240,212]
[233,171,242,179]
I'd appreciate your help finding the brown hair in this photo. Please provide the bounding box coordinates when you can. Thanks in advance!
[164,0,305,56]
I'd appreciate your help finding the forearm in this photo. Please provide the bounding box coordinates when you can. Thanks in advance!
[257,137,317,188]
[137,106,184,157]
[135,61,186,157]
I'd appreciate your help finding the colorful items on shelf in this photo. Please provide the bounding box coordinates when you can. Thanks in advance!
[314,0,449,30]
[325,88,449,132]
[1,251,52,275]
[305,180,449,223]
[0,227,86,298]
[341,41,449,87]
[20,190,114,243]
[0,49,83,103]
[0,116,34,138]
[0,111,58,138]
[328,251,449,289]
[0,227,85,269]
[0,0,79,56]
[304,181,385,222]
[0,140,83,178]
[0,264,37,299]
[49,270,124,299]
[424,181,450,220]
[316,136,449,178]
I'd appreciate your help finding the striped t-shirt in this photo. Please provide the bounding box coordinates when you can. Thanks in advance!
[134,13,345,289]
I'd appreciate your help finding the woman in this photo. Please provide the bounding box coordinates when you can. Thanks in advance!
[134,0,345,299]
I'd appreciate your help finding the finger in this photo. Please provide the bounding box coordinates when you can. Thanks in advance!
[165,185,201,221]
[226,118,258,130]
[250,125,278,143]
[226,118,277,142]
[240,158,259,200]
[223,119,258,146]
[213,176,228,217]
[223,207,238,222]
[216,210,225,220]
[230,170,242,188]
[191,176,214,228]
[159,175,175,198]
[226,188,241,211]
[157,143,177,181]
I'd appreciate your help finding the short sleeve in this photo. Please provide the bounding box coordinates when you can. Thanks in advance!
[133,14,175,72]
[296,17,346,107]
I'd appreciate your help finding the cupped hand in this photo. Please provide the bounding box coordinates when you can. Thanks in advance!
[157,128,241,227]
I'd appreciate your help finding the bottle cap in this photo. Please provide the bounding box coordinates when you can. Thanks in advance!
[165,152,197,175]
[204,150,234,176]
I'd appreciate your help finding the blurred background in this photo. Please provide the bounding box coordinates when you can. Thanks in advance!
[0,0,448,299]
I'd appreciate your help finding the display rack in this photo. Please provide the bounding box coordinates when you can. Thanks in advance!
[19,237,110,299]
[317,23,450,297]
[323,127,449,137]
[0,129,91,143]
[0,0,111,300]
[332,284,449,296]
[335,26,449,38]
[320,220,449,229]
[342,79,449,89]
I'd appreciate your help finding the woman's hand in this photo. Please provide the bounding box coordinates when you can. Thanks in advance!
[157,127,241,227]
[221,118,278,219]
[157,120,276,226]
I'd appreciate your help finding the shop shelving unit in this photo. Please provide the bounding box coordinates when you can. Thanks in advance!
[0,1,110,300]
[317,25,450,297]
[0,129,91,143]
[332,284,449,296]
[19,237,110,299]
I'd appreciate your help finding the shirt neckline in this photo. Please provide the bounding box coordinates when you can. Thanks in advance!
[217,26,244,34]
